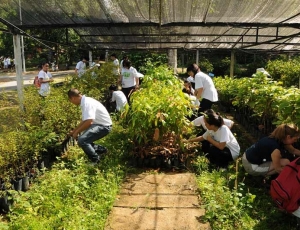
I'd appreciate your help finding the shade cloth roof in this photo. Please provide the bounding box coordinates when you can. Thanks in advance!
[1,0,300,51]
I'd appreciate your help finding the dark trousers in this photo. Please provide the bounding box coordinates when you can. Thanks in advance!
[122,86,135,103]
[202,144,233,168]
[77,124,112,162]
[198,98,215,116]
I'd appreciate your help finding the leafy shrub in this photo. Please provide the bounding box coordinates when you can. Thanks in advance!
[266,58,300,87]
[7,122,128,229]
[197,171,256,230]
[124,65,192,145]
[198,57,214,73]
[214,74,300,126]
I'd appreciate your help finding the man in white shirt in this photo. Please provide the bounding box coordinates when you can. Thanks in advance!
[68,89,113,164]
[109,85,128,112]
[75,57,87,77]
[110,53,120,76]
[38,62,53,97]
[187,64,218,115]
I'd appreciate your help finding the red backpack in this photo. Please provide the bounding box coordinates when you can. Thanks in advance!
[270,157,300,213]
[33,76,41,88]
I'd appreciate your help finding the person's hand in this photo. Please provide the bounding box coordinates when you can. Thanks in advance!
[71,131,79,139]
[275,166,283,173]
[49,78,54,82]
[182,139,189,143]
[135,85,139,89]
[68,130,74,136]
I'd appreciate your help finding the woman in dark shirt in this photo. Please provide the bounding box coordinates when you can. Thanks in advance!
[242,124,300,176]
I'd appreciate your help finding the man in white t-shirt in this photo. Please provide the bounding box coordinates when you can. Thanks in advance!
[75,57,87,77]
[187,64,218,115]
[120,55,129,71]
[109,85,128,112]
[110,54,120,76]
[6,57,11,70]
[38,62,53,97]
[119,60,140,102]
[68,89,113,164]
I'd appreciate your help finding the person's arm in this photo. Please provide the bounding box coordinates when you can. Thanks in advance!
[271,149,283,173]
[69,119,93,138]
[195,87,203,100]
[111,92,116,102]
[183,136,204,143]
[135,77,139,88]
[284,144,300,156]
[118,74,122,84]
[206,135,226,150]
[38,73,53,83]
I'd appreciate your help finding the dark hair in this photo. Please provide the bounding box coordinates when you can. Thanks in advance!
[123,55,128,60]
[270,124,300,142]
[203,110,224,128]
[183,80,193,95]
[182,88,191,95]
[184,80,191,85]
[67,88,81,98]
[41,62,49,66]
[123,60,131,68]
[186,64,200,76]
[110,53,117,58]
[109,84,117,91]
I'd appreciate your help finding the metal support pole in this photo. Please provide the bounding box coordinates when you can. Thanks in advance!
[230,50,235,78]
[89,50,92,68]
[168,49,177,75]
[105,50,108,62]
[19,0,26,72]
[20,36,26,72]
[13,34,24,110]
[196,50,199,65]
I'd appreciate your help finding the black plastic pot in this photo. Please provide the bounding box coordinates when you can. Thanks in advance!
[137,158,144,168]
[150,157,156,168]
[0,194,10,213]
[156,157,162,168]
[165,158,172,169]
[12,178,22,191]
[22,176,29,192]
[143,158,150,167]
[129,157,138,167]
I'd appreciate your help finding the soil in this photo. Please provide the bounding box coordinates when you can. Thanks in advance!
[105,172,210,230]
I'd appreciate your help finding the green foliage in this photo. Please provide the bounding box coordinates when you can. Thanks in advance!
[266,58,300,87]
[65,62,118,102]
[198,57,214,73]
[8,124,127,229]
[0,64,118,184]
[128,52,168,73]
[124,65,192,144]
[196,167,256,230]
[214,74,300,126]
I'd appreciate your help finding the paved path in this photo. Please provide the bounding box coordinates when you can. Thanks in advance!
[105,172,210,230]
[0,70,74,91]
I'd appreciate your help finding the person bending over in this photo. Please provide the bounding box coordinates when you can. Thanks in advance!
[184,110,240,168]
[109,84,128,112]
[242,124,300,176]
[68,89,112,164]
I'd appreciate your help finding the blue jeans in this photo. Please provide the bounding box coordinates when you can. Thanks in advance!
[77,124,112,162]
